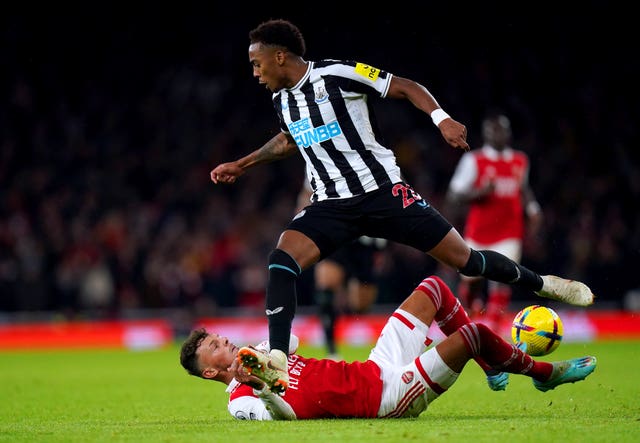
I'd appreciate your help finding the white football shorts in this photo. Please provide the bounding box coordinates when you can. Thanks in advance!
[368,308,459,418]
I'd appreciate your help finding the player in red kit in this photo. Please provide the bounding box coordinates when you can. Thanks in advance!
[179,275,596,420]
[447,112,543,332]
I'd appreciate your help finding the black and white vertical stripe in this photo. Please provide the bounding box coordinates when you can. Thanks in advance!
[273,60,403,201]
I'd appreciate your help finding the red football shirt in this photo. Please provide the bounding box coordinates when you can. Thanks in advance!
[449,146,529,244]
[229,355,383,419]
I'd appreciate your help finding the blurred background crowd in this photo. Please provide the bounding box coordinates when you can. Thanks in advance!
[1,5,638,321]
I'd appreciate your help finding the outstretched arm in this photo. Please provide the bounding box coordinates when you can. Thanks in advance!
[228,356,297,420]
[228,388,297,420]
[210,132,298,184]
[386,76,469,151]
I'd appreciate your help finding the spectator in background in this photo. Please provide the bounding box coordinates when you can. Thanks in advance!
[446,112,543,332]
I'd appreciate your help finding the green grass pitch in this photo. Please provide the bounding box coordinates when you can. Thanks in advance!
[1,340,638,443]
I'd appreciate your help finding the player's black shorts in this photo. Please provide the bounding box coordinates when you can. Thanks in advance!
[287,181,452,260]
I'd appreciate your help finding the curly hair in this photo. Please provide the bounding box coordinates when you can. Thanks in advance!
[179,328,209,377]
[249,19,306,57]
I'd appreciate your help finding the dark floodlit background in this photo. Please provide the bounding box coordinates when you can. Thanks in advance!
[1,4,638,321]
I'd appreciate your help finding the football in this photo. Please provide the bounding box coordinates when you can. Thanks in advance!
[511,305,563,356]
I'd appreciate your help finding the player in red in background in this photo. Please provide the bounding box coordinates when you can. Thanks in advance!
[446,112,543,332]
[179,275,596,420]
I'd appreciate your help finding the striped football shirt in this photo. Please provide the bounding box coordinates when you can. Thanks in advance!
[273,60,403,201]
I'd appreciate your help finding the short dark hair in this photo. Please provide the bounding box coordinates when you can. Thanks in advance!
[179,328,209,377]
[249,19,306,57]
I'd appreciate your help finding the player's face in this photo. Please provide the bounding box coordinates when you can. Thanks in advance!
[483,116,512,149]
[196,333,239,374]
[249,42,286,92]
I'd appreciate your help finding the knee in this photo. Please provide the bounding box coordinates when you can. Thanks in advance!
[268,249,302,276]
[474,322,491,335]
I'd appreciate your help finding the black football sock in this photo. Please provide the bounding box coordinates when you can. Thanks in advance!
[266,249,301,354]
[460,249,543,291]
[316,289,337,355]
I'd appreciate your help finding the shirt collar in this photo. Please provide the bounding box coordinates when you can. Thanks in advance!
[481,144,514,160]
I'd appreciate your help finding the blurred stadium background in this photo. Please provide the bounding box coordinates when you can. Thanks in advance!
[1,4,638,348]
